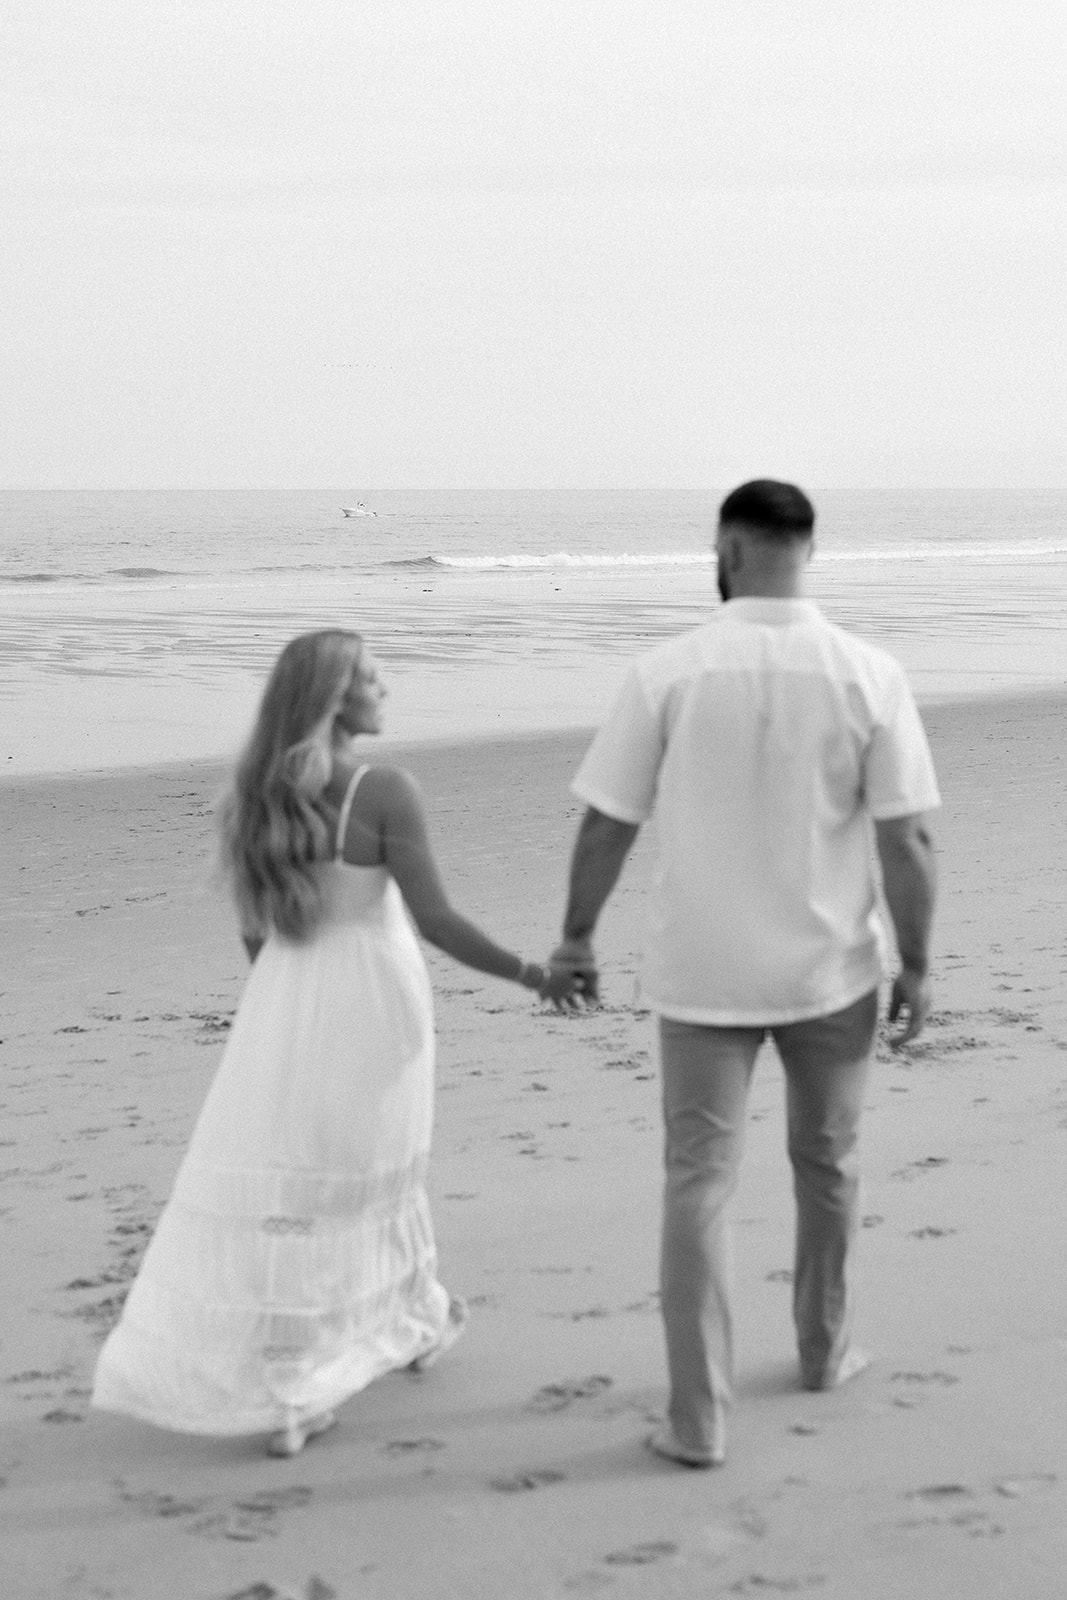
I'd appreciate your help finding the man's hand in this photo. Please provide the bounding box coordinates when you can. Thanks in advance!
[536,964,588,1008]
[554,807,639,1010]
[888,967,931,1048]
[548,936,600,1008]
[875,813,936,1050]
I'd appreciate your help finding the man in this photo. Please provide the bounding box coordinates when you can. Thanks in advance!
[550,479,939,1468]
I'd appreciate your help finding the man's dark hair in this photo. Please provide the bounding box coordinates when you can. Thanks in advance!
[718,479,815,539]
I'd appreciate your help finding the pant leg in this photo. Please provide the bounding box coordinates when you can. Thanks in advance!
[772,990,879,1388]
[658,1016,763,1452]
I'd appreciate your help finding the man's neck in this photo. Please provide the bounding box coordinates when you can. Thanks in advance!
[727,573,806,600]
[717,525,813,600]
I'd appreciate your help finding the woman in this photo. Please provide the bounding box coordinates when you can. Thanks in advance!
[92,629,579,1455]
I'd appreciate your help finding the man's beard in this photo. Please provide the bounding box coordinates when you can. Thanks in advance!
[717,553,731,603]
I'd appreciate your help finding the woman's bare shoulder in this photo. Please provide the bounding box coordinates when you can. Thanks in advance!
[352,763,421,803]
[345,764,428,835]
[326,759,417,804]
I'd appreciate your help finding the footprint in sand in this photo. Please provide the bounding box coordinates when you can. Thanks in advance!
[910,1226,958,1239]
[527,1375,613,1413]
[894,1472,1055,1540]
[6,1366,75,1386]
[896,1506,1004,1538]
[382,1437,445,1455]
[192,1010,233,1044]
[490,1468,567,1493]
[224,1581,337,1600]
[115,1479,314,1544]
[728,1577,827,1593]
[890,1156,949,1181]
[994,1472,1057,1498]
[603,1541,678,1567]
[63,1290,129,1338]
[65,1269,129,1289]
[890,1369,960,1387]
[114,1482,208,1518]
[190,1486,313,1542]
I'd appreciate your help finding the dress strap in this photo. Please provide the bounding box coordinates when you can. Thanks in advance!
[334,765,372,860]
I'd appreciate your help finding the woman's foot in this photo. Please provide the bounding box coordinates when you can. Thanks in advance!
[267,1409,337,1458]
[407,1297,469,1374]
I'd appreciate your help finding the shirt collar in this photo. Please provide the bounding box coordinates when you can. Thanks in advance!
[718,597,822,625]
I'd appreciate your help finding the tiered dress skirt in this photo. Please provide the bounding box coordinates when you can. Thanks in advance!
[92,865,450,1434]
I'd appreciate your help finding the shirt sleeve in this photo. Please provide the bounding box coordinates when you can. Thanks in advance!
[571,664,664,824]
[864,669,942,819]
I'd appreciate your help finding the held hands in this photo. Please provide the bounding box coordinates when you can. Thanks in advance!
[888,967,931,1048]
[516,948,596,1008]
[545,937,600,1011]
[538,963,589,1008]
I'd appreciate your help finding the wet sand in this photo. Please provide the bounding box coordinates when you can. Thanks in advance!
[2,695,1066,1598]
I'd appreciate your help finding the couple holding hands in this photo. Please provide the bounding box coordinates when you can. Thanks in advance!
[93,480,940,1470]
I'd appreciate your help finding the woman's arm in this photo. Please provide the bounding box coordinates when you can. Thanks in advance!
[364,766,576,1001]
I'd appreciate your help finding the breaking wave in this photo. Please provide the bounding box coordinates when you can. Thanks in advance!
[387,539,1067,572]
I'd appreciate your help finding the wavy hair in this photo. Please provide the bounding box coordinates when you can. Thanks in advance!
[217,629,364,941]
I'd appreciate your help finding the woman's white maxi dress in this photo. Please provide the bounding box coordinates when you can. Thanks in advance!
[92,767,451,1435]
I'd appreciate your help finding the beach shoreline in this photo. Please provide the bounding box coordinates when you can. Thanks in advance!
[3,692,1066,1597]
[4,479,1066,781]
[3,681,1065,789]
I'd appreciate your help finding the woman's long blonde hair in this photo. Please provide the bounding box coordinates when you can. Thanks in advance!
[217,628,364,942]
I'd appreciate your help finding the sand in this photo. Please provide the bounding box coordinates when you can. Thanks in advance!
[1,695,1066,1599]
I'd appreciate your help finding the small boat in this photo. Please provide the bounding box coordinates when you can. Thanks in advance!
[341,502,377,517]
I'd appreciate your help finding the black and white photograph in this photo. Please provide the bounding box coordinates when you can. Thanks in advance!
[2,5,1066,1596]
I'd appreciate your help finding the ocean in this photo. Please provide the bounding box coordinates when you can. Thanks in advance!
[1,487,1065,776]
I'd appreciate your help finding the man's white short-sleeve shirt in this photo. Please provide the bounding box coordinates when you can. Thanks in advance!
[572,598,941,1025]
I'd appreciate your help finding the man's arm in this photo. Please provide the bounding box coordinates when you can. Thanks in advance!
[874,811,937,1046]
[550,806,641,999]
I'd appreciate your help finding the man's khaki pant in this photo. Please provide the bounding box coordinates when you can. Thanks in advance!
[658,989,879,1456]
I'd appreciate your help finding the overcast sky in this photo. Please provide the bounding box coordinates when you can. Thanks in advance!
[3,2,1065,490]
